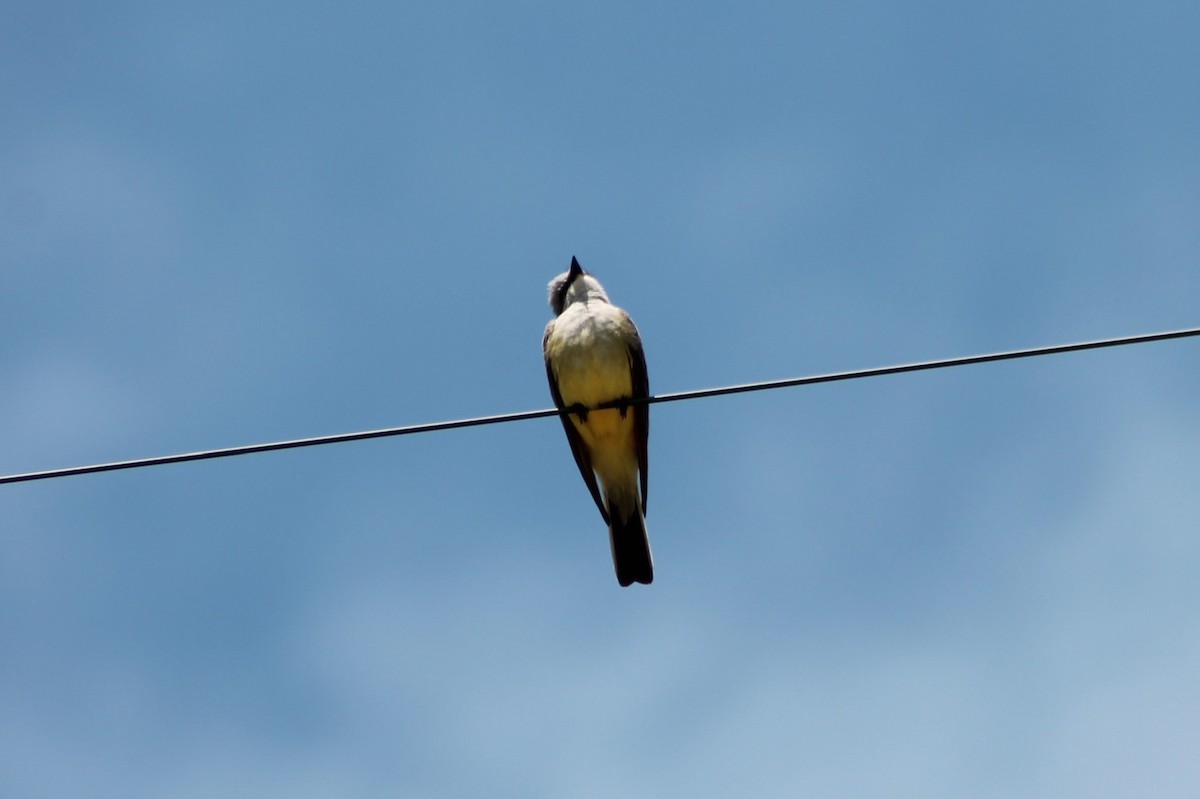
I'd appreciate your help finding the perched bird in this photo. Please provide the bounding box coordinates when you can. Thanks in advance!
[543,257,653,586]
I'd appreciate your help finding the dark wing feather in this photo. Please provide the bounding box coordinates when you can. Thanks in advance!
[626,322,650,515]
[544,324,609,524]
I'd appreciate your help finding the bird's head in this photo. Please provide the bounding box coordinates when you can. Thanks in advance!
[547,256,610,316]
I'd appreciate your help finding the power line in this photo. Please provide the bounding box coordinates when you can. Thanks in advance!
[2,326,1197,486]
[642,325,1200,405]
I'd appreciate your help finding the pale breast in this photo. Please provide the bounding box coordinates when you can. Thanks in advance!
[548,304,635,408]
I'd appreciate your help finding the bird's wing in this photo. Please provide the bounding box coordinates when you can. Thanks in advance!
[544,322,609,524]
[625,318,650,515]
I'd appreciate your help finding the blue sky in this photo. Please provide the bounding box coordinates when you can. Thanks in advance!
[3,1,1199,796]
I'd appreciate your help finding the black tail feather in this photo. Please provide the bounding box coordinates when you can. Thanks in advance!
[608,502,653,587]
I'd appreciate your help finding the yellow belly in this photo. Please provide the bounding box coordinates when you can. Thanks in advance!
[557,358,635,465]
[547,305,638,474]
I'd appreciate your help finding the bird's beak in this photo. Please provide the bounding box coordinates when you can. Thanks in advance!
[569,256,585,279]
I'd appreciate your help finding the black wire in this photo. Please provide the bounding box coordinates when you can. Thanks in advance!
[2,326,1198,486]
[630,325,1200,406]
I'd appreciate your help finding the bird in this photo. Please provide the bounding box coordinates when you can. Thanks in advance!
[543,257,653,586]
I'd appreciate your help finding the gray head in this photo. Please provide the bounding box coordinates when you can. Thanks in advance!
[547,256,611,316]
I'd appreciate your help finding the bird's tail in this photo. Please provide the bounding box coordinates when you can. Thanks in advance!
[607,496,653,587]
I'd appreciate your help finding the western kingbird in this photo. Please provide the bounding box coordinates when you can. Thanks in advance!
[543,257,653,586]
